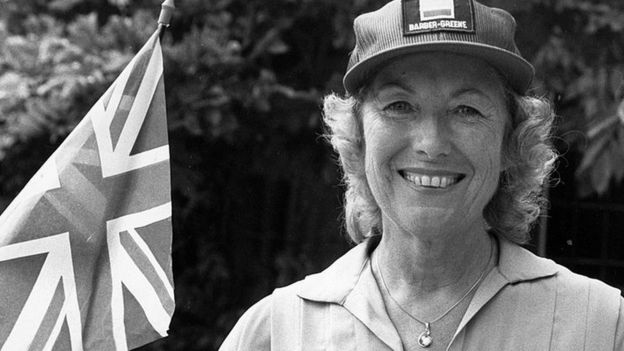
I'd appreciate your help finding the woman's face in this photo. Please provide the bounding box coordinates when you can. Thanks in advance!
[362,52,509,238]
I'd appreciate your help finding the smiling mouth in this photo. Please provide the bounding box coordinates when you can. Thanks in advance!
[399,170,466,189]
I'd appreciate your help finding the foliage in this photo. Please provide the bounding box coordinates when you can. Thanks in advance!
[1,0,624,350]
[521,0,624,197]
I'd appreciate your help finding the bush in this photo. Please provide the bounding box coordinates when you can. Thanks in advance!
[2,0,624,349]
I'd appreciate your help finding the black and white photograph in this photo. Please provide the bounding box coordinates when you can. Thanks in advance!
[0,0,623,350]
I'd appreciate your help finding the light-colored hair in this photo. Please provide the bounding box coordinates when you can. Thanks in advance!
[322,87,557,245]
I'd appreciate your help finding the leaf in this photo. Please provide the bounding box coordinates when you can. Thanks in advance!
[47,0,82,12]
[586,114,618,139]
[38,37,83,64]
[618,99,624,124]
[610,133,624,182]
[247,20,293,60]
[0,72,30,100]
[108,0,130,8]
[576,132,611,175]
[589,148,612,195]
[3,36,39,71]
[267,39,289,55]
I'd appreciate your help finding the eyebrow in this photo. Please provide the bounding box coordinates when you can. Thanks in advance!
[373,73,504,103]
[452,87,493,100]
[373,80,415,95]
[375,82,497,103]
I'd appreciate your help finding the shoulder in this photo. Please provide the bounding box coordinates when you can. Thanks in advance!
[616,296,624,350]
[527,260,623,324]
[218,241,368,351]
[218,280,311,351]
[491,240,623,348]
[497,237,621,304]
[553,263,621,307]
[219,294,273,351]
[548,263,623,349]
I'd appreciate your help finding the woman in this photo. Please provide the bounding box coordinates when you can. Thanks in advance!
[220,0,624,350]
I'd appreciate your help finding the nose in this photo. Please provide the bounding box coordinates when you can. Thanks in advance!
[411,114,451,159]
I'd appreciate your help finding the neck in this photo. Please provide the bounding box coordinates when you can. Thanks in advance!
[374,217,494,303]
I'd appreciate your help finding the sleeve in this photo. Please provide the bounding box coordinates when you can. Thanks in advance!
[219,295,273,351]
[615,297,624,351]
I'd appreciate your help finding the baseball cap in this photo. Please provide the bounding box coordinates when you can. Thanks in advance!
[343,0,534,95]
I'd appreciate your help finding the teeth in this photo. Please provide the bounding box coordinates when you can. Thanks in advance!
[440,177,448,187]
[402,172,460,189]
[421,176,431,186]
[431,177,440,187]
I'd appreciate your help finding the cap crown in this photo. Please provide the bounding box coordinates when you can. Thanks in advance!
[344,0,534,94]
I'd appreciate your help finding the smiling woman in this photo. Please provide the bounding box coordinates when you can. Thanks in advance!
[219,0,624,350]
[360,53,509,246]
[326,52,555,246]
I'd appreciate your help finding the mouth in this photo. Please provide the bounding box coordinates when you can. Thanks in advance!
[399,170,466,189]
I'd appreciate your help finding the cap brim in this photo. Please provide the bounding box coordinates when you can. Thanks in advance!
[343,41,534,95]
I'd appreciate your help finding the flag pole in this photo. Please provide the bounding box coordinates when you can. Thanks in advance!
[158,0,176,36]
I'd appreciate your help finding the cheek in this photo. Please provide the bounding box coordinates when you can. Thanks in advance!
[362,115,403,194]
[480,130,504,170]
[363,126,395,180]
[461,122,505,190]
[470,118,506,168]
[458,127,504,222]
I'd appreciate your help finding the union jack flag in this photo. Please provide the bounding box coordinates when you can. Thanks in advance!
[0,31,174,350]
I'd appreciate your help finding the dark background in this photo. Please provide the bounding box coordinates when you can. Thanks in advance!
[1,0,624,350]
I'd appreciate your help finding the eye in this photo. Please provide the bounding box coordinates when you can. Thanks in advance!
[454,105,484,118]
[384,101,414,114]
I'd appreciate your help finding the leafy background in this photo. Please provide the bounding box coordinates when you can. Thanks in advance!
[1,0,624,350]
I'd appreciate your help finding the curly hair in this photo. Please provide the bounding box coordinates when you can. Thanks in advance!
[322,88,557,245]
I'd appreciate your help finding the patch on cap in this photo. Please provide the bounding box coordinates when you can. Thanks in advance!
[402,0,475,35]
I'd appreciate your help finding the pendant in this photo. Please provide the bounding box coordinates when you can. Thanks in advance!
[418,323,433,348]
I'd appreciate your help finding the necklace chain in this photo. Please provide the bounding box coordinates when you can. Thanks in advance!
[373,238,494,347]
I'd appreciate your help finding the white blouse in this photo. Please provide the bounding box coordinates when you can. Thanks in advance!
[220,236,624,351]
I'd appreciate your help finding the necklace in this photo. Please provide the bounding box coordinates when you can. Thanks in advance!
[373,238,494,349]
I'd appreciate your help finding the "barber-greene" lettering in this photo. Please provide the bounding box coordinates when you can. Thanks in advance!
[408,20,467,31]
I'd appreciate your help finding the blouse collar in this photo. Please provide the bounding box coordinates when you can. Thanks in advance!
[297,235,559,303]
[296,235,560,350]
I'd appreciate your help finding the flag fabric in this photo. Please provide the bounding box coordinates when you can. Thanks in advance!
[0,30,174,350]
